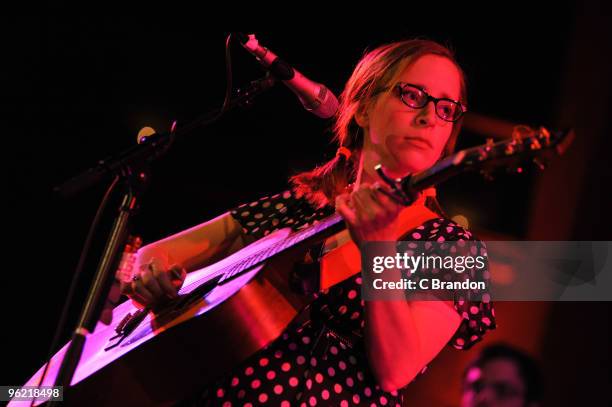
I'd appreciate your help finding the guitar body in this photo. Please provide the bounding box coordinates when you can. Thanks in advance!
[15,227,329,407]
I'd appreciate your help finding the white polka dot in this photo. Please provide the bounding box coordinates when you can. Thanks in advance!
[347,290,357,299]
[364,387,372,397]
[231,377,239,387]
[216,388,224,398]
[339,360,347,370]
[274,384,284,395]
[349,356,357,365]
[321,389,330,400]
[281,362,291,372]
[289,377,299,387]
[258,393,268,403]
[266,370,276,380]
[245,366,254,376]
[327,367,336,377]
[297,355,306,365]
[259,357,269,367]
[380,395,388,405]
[334,383,343,393]
[353,394,361,404]
[302,336,311,344]
[315,373,324,383]
[346,377,354,387]
[330,346,338,355]
[309,396,317,406]
[251,379,261,389]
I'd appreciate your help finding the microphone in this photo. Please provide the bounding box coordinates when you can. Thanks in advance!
[238,33,339,119]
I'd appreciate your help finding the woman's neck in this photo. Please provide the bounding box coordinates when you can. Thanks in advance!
[354,153,434,205]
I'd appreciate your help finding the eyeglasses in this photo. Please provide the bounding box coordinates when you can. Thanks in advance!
[378,82,466,122]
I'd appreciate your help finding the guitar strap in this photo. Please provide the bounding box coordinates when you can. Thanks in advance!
[319,188,439,290]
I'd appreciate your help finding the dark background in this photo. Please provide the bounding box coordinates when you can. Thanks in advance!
[4,4,611,406]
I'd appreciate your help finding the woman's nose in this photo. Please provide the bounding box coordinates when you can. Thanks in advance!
[415,100,437,127]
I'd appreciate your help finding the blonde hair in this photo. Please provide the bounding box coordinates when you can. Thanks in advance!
[291,39,467,210]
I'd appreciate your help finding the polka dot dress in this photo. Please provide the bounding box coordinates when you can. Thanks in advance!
[181,190,496,406]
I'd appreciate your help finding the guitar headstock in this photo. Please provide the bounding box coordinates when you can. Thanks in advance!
[374,125,575,205]
[464,125,575,176]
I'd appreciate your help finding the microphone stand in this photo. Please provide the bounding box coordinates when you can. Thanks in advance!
[46,74,276,405]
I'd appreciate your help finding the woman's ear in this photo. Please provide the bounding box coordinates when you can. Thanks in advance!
[354,104,369,128]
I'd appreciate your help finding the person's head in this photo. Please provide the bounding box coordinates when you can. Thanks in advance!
[461,344,543,407]
[292,39,467,207]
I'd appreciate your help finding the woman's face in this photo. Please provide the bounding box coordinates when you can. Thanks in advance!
[359,54,462,180]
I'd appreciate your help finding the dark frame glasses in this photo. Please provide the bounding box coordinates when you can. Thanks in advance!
[378,82,466,122]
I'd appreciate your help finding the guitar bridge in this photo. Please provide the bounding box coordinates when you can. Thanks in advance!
[105,308,149,351]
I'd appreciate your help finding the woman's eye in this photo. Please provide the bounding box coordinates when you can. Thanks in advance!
[438,103,455,118]
[402,89,422,104]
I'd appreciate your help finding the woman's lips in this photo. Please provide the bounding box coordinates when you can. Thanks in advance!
[403,137,432,149]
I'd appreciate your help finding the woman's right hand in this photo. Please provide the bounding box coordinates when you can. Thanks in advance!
[120,249,187,309]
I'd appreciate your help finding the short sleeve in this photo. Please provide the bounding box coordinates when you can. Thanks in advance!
[401,217,496,350]
[230,189,334,241]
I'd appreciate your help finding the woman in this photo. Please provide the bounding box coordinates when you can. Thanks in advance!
[121,39,496,406]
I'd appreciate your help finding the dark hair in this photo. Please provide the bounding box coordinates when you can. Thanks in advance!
[291,39,467,211]
[464,343,543,404]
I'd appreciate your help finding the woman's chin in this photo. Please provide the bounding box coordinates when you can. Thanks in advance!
[394,154,435,176]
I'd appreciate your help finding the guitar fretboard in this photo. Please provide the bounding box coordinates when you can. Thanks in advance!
[216,213,344,284]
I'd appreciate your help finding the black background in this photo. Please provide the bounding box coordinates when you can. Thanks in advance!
[4,3,611,406]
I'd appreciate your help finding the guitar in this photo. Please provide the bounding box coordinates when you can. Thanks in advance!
[11,126,573,406]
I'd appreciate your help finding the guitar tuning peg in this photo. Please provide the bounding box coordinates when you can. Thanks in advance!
[532,158,546,170]
[538,126,551,144]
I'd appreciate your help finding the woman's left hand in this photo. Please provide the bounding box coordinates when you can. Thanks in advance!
[335,183,404,246]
